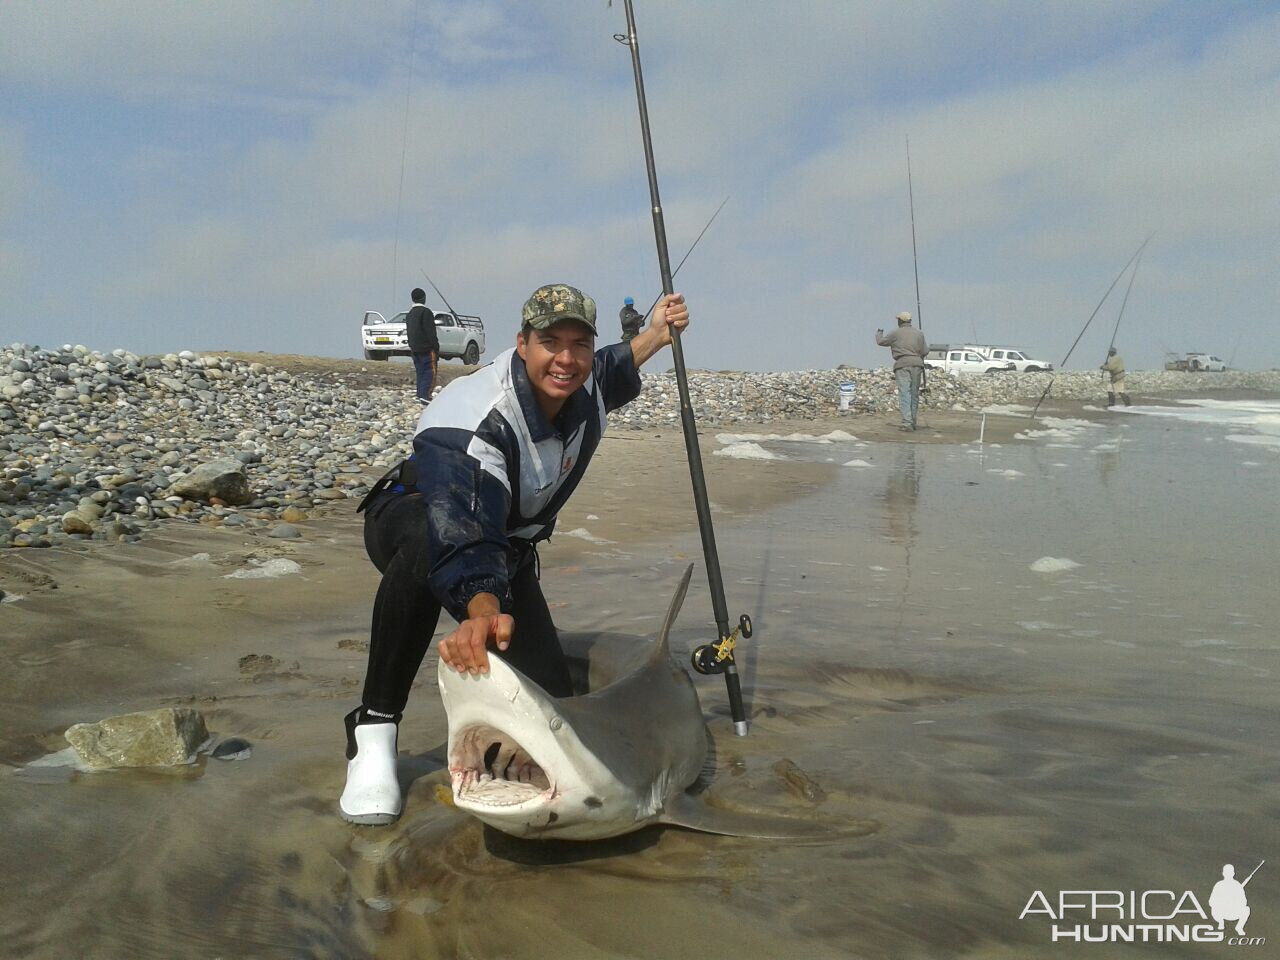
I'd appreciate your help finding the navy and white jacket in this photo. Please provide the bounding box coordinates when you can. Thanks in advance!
[408,343,641,621]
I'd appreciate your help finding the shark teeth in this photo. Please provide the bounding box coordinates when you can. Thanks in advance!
[456,777,547,807]
[450,724,552,808]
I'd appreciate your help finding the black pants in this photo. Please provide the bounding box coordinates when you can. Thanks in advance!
[360,491,572,715]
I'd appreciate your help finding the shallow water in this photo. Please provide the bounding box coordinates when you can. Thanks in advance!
[5,404,1277,957]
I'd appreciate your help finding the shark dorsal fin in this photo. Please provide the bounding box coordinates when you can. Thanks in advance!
[656,563,695,655]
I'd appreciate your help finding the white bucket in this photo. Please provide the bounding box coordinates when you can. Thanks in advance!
[838,383,856,411]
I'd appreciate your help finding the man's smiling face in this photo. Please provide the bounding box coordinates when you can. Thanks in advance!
[517,319,595,418]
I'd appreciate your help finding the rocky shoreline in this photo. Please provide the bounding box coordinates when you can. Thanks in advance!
[3,342,1277,550]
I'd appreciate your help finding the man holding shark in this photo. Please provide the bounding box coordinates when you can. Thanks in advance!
[340,283,690,825]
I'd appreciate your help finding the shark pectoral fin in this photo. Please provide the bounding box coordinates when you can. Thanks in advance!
[658,792,880,841]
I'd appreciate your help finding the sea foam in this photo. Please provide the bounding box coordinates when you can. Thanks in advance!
[1030,557,1082,573]
[714,442,786,461]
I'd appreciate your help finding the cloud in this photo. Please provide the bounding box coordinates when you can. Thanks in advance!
[1,2,1277,370]
[0,2,404,102]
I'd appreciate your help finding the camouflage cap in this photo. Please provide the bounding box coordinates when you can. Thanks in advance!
[521,283,598,335]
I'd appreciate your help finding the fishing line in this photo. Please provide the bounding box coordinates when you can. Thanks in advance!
[640,195,730,322]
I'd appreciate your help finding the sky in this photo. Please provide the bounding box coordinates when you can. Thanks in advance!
[2,1,1278,372]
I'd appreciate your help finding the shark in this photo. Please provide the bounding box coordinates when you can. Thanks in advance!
[438,564,870,841]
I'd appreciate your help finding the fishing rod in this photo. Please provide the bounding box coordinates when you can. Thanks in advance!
[1243,860,1265,886]
[906,135,924,333]
[421,270,460,320]
[1100,243,1145,393]
[905,135,929,391]
[614,0,750,736]
[1107,244,1144,356]
[640,195,730,322]
[1029,237,1149,419]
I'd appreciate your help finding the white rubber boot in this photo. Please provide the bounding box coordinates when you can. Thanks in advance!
[339,721,402,825]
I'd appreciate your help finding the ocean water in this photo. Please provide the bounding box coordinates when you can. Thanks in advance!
[6,401,1275,958]
[1119,397,1280,450]
[494,400,1279,957]
[358,400,1278,957]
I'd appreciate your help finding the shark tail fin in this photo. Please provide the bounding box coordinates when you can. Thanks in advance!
[657,563,696,655]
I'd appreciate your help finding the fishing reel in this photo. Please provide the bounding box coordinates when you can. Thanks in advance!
[691,613,752,675]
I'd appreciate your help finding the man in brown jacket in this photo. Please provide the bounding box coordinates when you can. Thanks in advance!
[1101,348,1129,407]
[876,311,929,431]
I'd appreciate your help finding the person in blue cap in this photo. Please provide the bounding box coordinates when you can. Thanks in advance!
[619,296,644,342]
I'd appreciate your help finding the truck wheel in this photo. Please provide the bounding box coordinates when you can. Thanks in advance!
[463,342,480,365]
[1025,365,1042,372]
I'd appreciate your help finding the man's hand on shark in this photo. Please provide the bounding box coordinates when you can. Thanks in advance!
[436,564,881,842]
[439,592,513,675]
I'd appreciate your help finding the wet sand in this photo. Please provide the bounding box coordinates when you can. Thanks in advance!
[3,397,1277,958]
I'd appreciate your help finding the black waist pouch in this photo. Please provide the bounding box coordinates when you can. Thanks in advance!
[357,459,418,518]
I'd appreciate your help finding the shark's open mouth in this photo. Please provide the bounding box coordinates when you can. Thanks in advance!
[450,724,552,808]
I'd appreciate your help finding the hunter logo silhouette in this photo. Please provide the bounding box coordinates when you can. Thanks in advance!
[1210,861,1263,937]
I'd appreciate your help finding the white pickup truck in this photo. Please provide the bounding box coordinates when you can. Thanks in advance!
[980,347,1053,372]
[361,310,486,365]
[1165,352,1226,372]
[924,345,1015,375]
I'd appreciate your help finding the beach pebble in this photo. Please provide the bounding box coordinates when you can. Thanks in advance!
[169,459,253,506]
[211,737,253,761]
[60,512,94,535]
[2,340,1279,552]
[64,707,209,769]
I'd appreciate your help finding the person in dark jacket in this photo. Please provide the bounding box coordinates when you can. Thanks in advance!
[405,288,439,404]
[619,296,644,341]
[339,282,691,824]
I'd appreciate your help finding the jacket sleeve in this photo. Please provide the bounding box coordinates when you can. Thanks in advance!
[875,330,892,346]
[412,424,513,621]
[592,341,643,413]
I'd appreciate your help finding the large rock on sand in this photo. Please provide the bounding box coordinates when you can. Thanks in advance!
[65,707,209,768]
[169,458,252,505]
